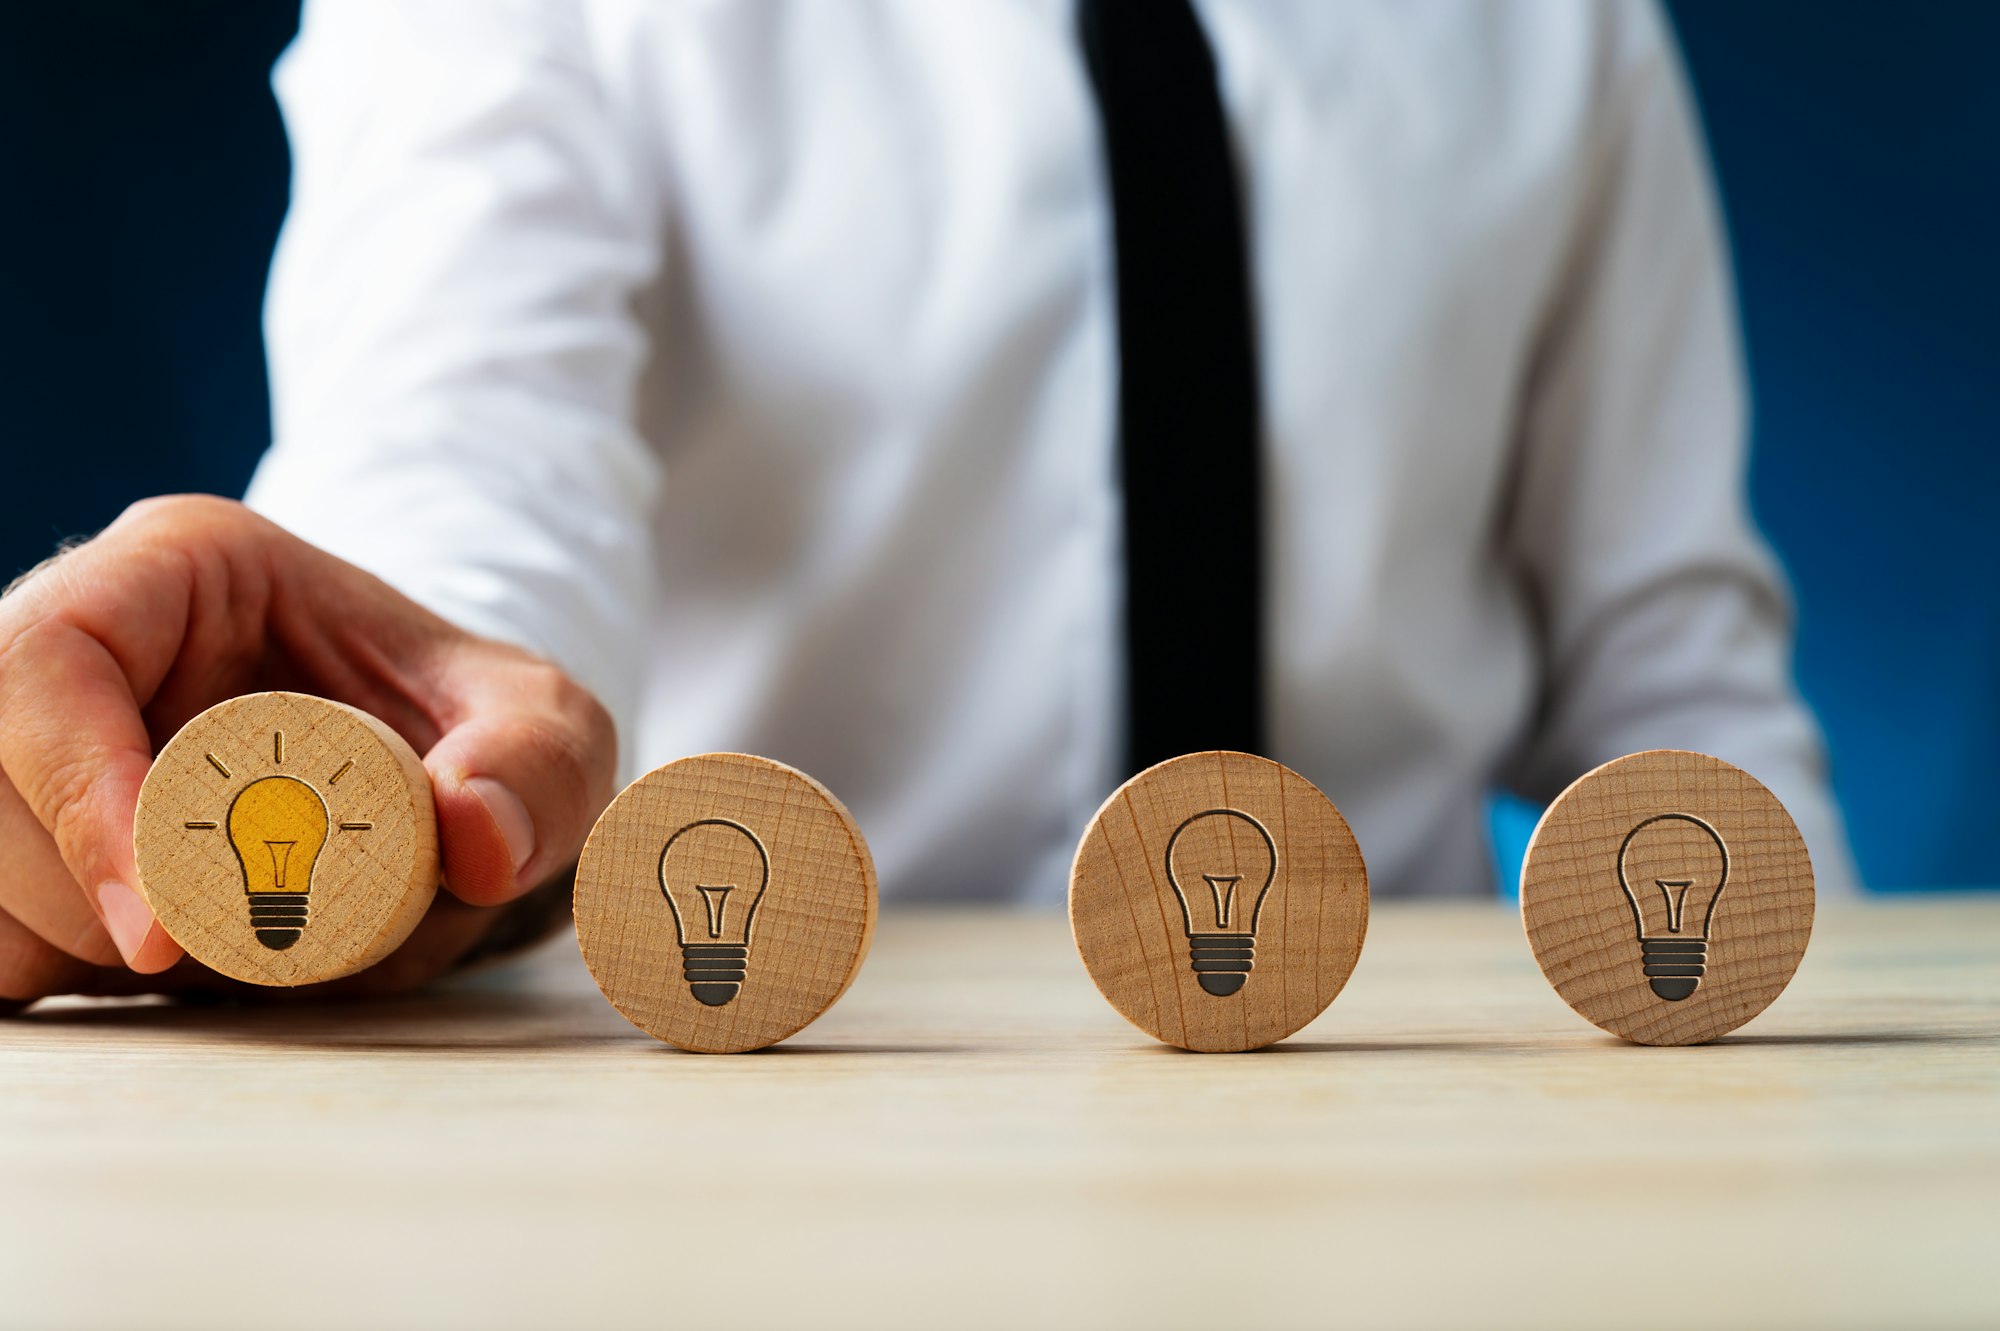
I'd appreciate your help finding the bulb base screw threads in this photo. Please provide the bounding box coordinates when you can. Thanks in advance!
[681,943,748,1006]
[1188,933,1254,996]
[1641,937,1707,1001]
[247,893,310,951]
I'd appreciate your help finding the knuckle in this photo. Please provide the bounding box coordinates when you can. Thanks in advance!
[111,494,218,542]
[33,751,108,876]
[499,656,615,777]
[0,613,49,688]
[112,495,266,559]
[560,676,616,751]
[551,689,615,790]
[116,494,182,525]
[117,493,236,529]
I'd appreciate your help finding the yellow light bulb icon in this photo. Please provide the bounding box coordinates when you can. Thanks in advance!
[1165,809,1278,996]
[226,775,330,950]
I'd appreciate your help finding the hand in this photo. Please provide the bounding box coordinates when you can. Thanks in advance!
[0,495,616,1008]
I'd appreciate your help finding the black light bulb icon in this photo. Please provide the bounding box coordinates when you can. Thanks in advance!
[1164,809,1278,996]
[1617,814,1731,1001]
[658,819,770,1006]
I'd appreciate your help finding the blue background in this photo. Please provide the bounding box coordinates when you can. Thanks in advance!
[4,3,1994,889]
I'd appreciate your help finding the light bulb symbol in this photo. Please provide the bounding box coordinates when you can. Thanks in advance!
[1164,809,1278,996]
[181,731,375,950]
[658,818,771,1007]
[226,775,330,950]
[1617,813,1731,1001]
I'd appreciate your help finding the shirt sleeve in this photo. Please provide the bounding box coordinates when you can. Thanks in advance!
[245,0,662,738]
[1502,2,1861,892]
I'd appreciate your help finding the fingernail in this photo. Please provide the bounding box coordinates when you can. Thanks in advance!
[97,881,157,967]
[466,776,536,877]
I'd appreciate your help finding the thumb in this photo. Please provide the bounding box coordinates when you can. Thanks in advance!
[421,647,617,907]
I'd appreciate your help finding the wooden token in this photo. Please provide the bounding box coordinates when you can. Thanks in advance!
[573,753,878,1053]
[1520,749,1815,1046]
[133,691,437,986]
[1069,751,1369,1053]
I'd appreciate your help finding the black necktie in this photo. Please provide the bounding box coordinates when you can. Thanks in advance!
[1078,0,1265,776]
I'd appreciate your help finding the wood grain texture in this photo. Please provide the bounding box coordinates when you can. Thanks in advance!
[4,901,1994,1331]
[1070,751,1368,1051]
[573,753,876,1053]
[132,691,437,986]
[1521,749,1814,1046]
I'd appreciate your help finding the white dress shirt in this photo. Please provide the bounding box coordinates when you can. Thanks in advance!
[246,0,1858,902]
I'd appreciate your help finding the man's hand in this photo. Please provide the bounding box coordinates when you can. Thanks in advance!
[0,495,616,1008]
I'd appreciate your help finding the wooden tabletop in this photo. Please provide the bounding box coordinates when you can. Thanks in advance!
[4,898,1996,1330]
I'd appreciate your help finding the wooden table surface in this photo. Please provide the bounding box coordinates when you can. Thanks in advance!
[4,899,1996,1331]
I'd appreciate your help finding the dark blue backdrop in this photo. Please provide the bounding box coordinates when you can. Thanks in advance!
[4,3,1994,888]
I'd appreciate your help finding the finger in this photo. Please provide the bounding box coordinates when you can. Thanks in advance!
[66,954,240,1000]
[0,618,183,972]
[422,647,616,907]
[0,763,121,965]
[0,902,98,1004]
[0,515,209,973]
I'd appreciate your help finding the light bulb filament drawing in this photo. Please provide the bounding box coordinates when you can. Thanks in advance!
[181,735,375,951]
[1165,809,1278,997]
[696,885,733,938]
[659,818,772,1007]
[1205,874,1242,930]
[263,840,300,887]
[1655,878,1694,933]
[1616,813,1730,1003]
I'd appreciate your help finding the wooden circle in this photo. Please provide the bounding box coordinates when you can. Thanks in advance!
[1069,751,1370,1053]
[1521,749,1815,1046]
[133,692,438,986]
[573,754,878,1053]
